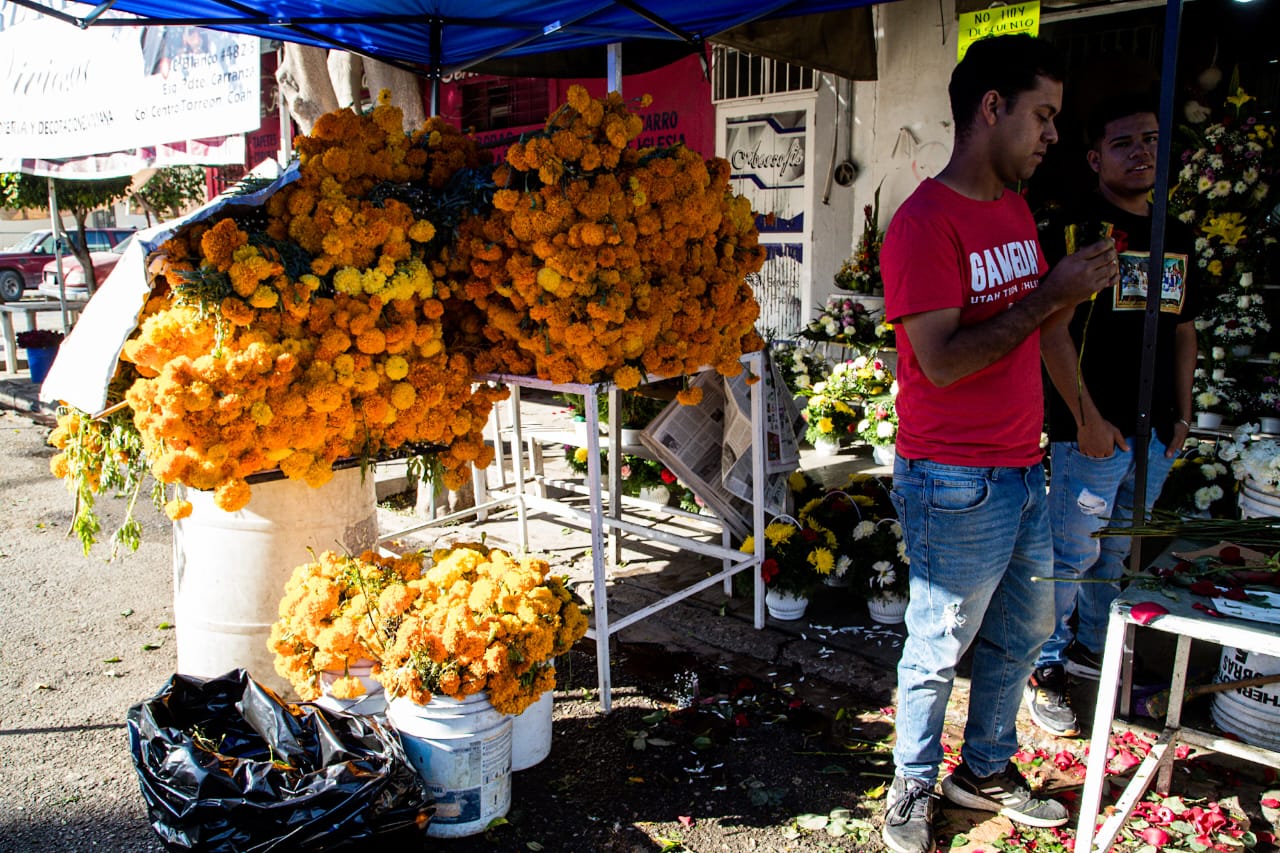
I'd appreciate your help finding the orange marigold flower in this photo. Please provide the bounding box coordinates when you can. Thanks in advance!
[613,365,642,390]
[164,499,193,521]
[213,479,252,512]
[356,329,386,354]
[676,386,703,406]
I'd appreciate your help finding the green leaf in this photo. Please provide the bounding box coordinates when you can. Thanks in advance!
[692,735,712,750]
[121,609,134,617]
[526,843,544,852]
[103,656,122,663]
[157,622,174,630]
[641,710,668,725]
[1170,820,1195,833]
[646,737,674,747]
[142,642,162,651]
[835,707,847,720]
[795,813,828,831]
[949,835,970,848]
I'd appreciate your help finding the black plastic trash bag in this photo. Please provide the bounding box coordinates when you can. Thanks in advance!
[127,669,433,852]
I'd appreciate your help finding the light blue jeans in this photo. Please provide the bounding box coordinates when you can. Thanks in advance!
[890,457,1054,784]
[1037,434,1177,665]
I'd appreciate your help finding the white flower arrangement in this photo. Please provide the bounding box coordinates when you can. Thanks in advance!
[1194,366,1243,416]
[1204,281,1271,345]
[771,341,831,397]
[1217,422,1280,491]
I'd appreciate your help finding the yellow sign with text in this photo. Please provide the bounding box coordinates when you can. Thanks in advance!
[957,2,1041,61]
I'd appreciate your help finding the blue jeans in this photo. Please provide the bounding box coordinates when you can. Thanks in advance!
[890,458,1054,784]
[1037,435,1177,665]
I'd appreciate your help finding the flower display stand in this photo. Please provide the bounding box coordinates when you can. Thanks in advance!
[379,352,768,712]
[173,466,378,698]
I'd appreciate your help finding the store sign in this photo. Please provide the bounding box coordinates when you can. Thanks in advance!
[725,111,806,233]
[957,2,1040,61]
[0,3,260,159]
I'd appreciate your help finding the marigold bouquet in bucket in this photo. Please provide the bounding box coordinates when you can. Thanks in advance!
[375,543,588,714]
[269,549,425,701]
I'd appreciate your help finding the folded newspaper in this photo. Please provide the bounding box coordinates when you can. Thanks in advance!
[640,355,800,540]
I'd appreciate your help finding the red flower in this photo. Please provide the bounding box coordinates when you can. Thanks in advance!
[1218,546,1243,565]
[761,558,779,583]
[1189,580,1221,597]
[659,468,677,484]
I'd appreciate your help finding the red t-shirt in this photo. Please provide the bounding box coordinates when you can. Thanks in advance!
[882,179,1048,467]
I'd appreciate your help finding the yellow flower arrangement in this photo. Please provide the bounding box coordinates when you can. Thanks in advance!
[375,543,588,714]
[456,84,766,395]
[268,549,424,701]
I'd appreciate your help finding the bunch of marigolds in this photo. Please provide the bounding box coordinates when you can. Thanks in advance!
[269,549,425,701]
[47,84,766,553]
[376,543,589,714]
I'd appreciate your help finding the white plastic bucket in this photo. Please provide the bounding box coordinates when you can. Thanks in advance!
[511,688,554,772]
[389,693,512,837]
[315,659,387,716]
[1212,647,1280,751]
[172,467,378,698]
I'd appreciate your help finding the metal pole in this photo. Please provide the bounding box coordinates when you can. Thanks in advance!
[607,42,622,95]
[1129,0,1184,569]
[46,180,70,332]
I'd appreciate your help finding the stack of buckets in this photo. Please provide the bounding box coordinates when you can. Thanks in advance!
[1213,477,1280,750]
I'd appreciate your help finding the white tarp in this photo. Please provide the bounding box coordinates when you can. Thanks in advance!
[0,1,260,161]
[0,135,247,178]
[39,159,293,414]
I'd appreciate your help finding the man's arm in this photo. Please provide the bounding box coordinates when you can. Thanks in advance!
[1039,310,1128,457]
[1165,320,1197,458]
[900,239,1118,387]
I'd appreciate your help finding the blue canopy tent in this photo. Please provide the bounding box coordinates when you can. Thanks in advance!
[4,0,886,81]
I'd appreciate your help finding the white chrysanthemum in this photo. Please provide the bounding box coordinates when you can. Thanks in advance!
[1212,346,1226,360]
[834,554,851,578]
[853,520,876,540]
[877,421,896,439]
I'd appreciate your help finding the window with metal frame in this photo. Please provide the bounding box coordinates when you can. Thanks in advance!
[711,46,817,103]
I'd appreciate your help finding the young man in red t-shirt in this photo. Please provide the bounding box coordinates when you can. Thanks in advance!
[879,35,1118,853]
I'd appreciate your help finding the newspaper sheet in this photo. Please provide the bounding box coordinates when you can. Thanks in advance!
[721,354,803,509]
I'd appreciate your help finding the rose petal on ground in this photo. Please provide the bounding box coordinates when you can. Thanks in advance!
[1129,602,1169,624]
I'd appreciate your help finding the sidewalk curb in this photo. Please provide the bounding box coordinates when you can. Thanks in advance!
[0,377,58,425]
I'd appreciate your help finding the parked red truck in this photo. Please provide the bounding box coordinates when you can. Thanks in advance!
[0,228,134,301]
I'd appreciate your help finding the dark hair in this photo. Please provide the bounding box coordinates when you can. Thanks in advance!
[1087,92,1158,148]
[949,35,1066,139]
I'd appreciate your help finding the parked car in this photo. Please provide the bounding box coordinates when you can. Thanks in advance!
[0,227,134,301]
[39,234,136,302]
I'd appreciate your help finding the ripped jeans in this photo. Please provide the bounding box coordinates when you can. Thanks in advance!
[1037,436,1176,665]
[890,457,1054,784]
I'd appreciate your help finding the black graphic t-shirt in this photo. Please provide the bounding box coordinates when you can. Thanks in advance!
[1042,194,1199,446]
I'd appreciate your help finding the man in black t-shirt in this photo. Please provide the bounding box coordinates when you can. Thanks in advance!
[1026,94,1199,738]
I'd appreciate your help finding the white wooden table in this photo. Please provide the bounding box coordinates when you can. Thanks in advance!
[1074,560,1280,852]
[0,300,82,377]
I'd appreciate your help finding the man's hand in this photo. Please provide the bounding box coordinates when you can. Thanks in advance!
[1166,419,1191,458]
[1040,238,1118,310]
[1078,415,1127,458]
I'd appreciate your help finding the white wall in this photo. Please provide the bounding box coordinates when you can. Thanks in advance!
[808,74,858,320]
[853,0,959,234]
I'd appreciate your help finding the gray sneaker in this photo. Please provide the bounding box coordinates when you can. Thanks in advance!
[1025,664,1081,737]
[882,775,937,853]
[941,761,1069,827]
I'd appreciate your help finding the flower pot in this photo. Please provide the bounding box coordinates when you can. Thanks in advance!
[315,658,386,715]
[872,443,896,467]
[172,466,378,699]
[812,435,841,457]
[637,484,670,505]
[1260,417,1280,435]
[1196,412,1224,429]
[823,572,851,588]
[389,693,513,838]
[867,594,908,625]
[1239,479,1280,519]
[1231,344,1254,358]
[25,345,57,384]
[511,687,554,771]
[573,417,593,447]
[765,588,809,621]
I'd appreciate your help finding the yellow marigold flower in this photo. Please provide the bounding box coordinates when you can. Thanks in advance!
[213,479,252,512]
[613,365,642,390]
[49,452,69,479]
[333,267,363,295]
[384,355,409,381]
[408,220,436,243]
[573,447,589,465]
[249,401,274,426]
[164,499,193,521]
[249,285,279,309]
[390,382,417,410]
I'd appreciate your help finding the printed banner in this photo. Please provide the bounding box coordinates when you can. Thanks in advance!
[957,2,1040,62]
[0,2,260,160]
